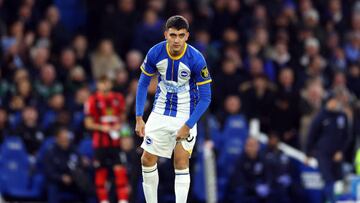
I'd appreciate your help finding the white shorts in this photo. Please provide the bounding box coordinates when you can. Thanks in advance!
[141,112,197,159]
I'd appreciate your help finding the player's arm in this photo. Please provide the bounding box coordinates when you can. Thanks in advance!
[135,51,157,137]
[176,83,211,140]
[177,56,212,140]
[84,97,110,132]
[186,83,211,128]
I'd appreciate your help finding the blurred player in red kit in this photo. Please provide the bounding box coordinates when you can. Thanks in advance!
[85,75,129,203]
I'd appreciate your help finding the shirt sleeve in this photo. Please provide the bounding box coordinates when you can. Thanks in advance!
[192,53,212,86]
[185,83,211,128]
[140,48,157,76]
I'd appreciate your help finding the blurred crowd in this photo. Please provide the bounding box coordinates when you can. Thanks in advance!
[1,0,360,202]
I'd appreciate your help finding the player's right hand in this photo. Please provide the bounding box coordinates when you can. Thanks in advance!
[135,117,145,137]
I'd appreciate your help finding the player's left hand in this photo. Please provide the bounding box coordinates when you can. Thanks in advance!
[176,124,191,141]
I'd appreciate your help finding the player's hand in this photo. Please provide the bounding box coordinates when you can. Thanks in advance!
[333,151,343,162]
[111,123,122,131]
[176,124,191,141]
[101,125,112,133]
[135,117,145,137]
[62,174,72,185]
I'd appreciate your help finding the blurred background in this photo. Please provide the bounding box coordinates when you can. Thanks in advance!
[1,0,360,202]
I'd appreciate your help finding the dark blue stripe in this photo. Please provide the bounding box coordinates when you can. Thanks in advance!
[152,85,161,111]
[170,93,177,117]
[164,92,172,116]
[166,59,172,80]
[175,173,189,175]
[189,79,198,115]
[173,60,179,82]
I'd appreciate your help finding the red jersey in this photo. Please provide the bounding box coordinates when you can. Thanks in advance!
[85,91,125,148]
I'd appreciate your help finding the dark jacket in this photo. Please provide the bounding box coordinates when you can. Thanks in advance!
[44,144,80,184]
[306,109,350,156]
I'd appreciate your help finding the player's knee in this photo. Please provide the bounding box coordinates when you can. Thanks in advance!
[141,152,157,166]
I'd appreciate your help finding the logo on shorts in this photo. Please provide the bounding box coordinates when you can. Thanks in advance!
[145,136,152,145]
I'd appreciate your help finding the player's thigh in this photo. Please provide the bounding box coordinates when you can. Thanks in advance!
[142,113,175,159]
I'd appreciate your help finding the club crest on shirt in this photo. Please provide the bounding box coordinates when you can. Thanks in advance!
[200,66,210,79]
[180,69,190,79]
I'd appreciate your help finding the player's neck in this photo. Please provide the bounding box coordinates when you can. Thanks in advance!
[98,90,110,96]
[169,47,183,57]
[166,42,187,60]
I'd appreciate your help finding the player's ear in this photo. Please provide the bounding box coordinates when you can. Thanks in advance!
[185,31,189,41]
[164,30,168,40]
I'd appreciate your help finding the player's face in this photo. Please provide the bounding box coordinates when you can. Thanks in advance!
[97,80,112,93]
[164,28,189,55]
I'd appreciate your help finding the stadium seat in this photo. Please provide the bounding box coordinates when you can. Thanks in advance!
[71,111,85,132]
[206,115,223,151]
[40,110,57,130]
[8,111,22,129]
[35,136,55,172]
[78,137,93,159]
[0,136,43,199]
[216,115,248,201]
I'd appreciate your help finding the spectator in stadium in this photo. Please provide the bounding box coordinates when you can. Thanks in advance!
[40,93,65,131]
[216,95,243,130]
[57,47,77,82]
[132,8,164,54]
[299,77,325,150]
[0,108,9,144]
[347,63,360,98]
[125,49,142,81]
[44,127,94,203]
[34,64,63,102]
[264,133,292,203]
[13,79,38,107]
[212,58,246,111]
[28,46,50,77]
[306,87,351,203]
[12,106,44,155]
[271,68,300,147]
[228,137,270,202]
[0,70,10,106]
[45,5,70,53]
[100,0,139,57]
[240,74,276,133]
[65,66,87,97]
[72,34,92,78]
[113,69,129,95]
[69,86,90,142]
[270,40,294,77]
[85,76,129,203]
[35,20,52,49]
[91,39,125,80]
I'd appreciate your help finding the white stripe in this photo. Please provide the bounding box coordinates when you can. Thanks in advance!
[153,81,167,114]
[176,81,191,118]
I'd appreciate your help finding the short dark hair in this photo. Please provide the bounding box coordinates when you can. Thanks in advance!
[165,15,189,31]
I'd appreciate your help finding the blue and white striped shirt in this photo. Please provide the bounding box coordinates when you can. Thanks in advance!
[140,41,212,119]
